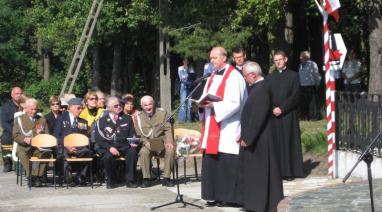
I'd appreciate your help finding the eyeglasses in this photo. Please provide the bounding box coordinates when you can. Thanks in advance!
[112,104,122,109]
[89,97,98,101]
[75,106,83,110]
[51,103,60,106]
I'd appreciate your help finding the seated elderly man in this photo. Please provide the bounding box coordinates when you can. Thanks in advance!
[135,95,175,188]
[54,97,92,186]
[13,98,49,187]
[94,96,138,189]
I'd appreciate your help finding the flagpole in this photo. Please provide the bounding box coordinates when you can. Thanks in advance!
[315,0,336,179]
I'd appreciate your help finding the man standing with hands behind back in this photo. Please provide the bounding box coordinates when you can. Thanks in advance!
[267,50,304,180]
[199,46,247,207]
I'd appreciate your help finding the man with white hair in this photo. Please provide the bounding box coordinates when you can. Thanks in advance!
[94,96,138,189]
[135,95,174,188]
[13,98,49,187]
[199,46,247,206]
[238,61,284,211]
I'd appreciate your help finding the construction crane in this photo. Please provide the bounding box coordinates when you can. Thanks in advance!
[60,0,103,96]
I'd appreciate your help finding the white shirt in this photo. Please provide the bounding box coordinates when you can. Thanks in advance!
[201,64,248,155]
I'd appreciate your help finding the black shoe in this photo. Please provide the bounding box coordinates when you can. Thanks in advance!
[76,175,87,186]
[162,178,174,187]
[205,201,221,207]
[3,164,12,172]
[217,202,241,207]
[283,177,295,181]
[126,181,139,188]
[33,176,42,187]
[140,179,152,188]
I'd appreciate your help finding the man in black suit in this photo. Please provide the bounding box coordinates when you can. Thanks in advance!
[94,96,138,189]
[54,97,91,185]
[238,61,284,212]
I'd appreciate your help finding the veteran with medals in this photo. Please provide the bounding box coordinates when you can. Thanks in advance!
[94,96,138,189]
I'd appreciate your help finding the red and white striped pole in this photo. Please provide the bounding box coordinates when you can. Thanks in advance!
[316,0,336,178]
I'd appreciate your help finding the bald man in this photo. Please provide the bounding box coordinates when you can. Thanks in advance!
[199,46,247,206]
[1,87,23,172]
[135,95,174,188]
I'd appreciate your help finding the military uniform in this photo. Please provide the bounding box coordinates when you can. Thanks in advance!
[12,113,49,177]
[94,113,138,185]
[135,108,174,179]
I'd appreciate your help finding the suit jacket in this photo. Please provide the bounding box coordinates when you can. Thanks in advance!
[134,108,173,145]
[12,113,49,152]
[54,111,88,153]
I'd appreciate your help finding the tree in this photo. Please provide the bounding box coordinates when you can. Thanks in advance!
[368,0,382,93]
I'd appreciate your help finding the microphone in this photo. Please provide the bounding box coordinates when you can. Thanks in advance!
[193,73,211,84]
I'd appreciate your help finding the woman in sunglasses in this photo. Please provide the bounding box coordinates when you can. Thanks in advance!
[45,96,62,135]
[79,91,105,129]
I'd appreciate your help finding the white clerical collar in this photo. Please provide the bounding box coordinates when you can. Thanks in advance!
[278,67,287,73]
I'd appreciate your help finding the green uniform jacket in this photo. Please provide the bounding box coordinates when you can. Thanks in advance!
[135,108,173,145]
[12,113,49,152]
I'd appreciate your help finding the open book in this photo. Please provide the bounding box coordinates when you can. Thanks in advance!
[191,93,222,105]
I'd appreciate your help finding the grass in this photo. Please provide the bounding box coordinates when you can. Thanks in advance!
[300,120,327,155]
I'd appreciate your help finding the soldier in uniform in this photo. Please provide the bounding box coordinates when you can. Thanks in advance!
[12,98,50,186]
[94,96,139,189]
[135,95,175,188]
[54,97,92,186]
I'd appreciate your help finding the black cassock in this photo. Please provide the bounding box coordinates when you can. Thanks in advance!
[239,80,284,212]
[266,69,304,178]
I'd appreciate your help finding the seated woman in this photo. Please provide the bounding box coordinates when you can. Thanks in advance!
[79,91,105,129]
[122,93,139,128]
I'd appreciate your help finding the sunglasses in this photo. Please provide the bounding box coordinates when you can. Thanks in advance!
[89,97,98,101]
[51,103,60,106]
[75,106,83,110]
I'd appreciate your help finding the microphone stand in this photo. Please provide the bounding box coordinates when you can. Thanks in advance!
[342,129,382,212]
[151,80,205,210]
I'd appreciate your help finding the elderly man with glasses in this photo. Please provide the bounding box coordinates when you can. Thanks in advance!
[94,96,138,189]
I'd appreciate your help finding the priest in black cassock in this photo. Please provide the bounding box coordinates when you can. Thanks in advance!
[266,50,304,180]
[239,61,284,212]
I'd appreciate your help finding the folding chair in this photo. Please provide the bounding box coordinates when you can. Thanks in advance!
[63,133,93,188]
[28,134,57,190]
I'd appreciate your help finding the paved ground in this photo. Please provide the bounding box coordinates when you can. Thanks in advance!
[0,157,380,211]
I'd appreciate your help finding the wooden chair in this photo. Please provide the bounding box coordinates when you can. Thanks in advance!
[63,133,93,188]
[28,134,57,190]
[174,128,202,181]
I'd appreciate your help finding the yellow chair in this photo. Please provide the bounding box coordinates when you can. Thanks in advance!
[28,134,57,189]
[63,133,93,188]
[174,128,202,181]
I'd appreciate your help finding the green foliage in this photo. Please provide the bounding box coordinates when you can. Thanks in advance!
[130,72,146,102]
[169,26,252,60]
[24,73,65,110]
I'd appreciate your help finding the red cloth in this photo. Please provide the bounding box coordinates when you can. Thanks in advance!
[201,65,235,154]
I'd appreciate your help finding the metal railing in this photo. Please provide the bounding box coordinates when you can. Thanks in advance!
[336,92,382,157]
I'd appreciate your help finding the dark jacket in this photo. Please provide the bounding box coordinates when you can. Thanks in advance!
[54,111,88,154]
[94,113,135,154]
[1,100,19,143]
